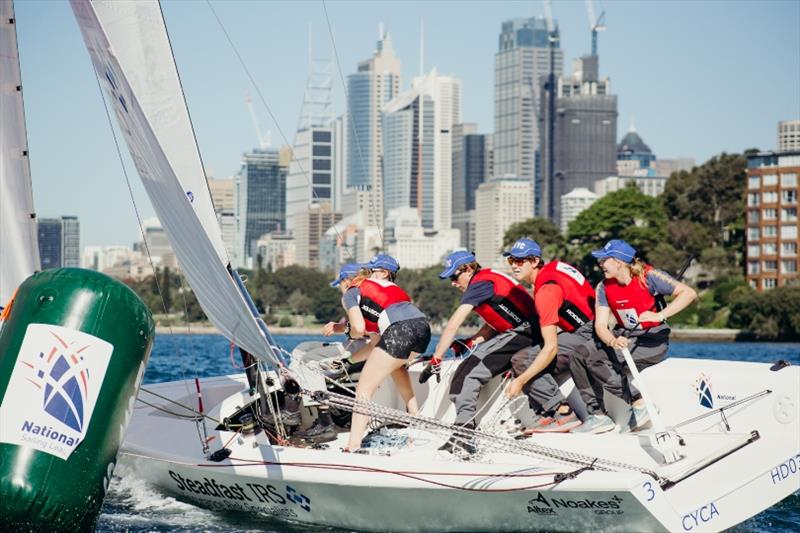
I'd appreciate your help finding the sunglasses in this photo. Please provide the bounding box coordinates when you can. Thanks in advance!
[507,256,533,266]
[449,269,464,282]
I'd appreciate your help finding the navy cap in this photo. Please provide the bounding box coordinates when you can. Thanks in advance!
[439,250,476,279]
[330,263,363,287]
[368,253,400,273]
[591,239,637,263]
[502,238,542,259]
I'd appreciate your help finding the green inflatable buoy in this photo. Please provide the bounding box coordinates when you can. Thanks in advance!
[0,268,155,531]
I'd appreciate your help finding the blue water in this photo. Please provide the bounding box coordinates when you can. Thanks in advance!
[96,334,800,532]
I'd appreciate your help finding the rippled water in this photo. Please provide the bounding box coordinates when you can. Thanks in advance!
[95,334,800,532]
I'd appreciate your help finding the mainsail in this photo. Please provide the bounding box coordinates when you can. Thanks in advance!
[70,0,281,366]
[0,0,40,304]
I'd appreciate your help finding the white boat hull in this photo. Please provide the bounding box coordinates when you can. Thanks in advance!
[121,357,800,532]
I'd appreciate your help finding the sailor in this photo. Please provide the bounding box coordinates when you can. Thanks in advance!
[421,250,539,454]
[320,262,373,379]
[345,253,432,452]
[503,238,593,433]
[295,263,371,443]
[570,239,698,433]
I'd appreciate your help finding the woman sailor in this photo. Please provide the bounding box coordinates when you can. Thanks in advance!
[344,253,431,452]
[570,239,697,433]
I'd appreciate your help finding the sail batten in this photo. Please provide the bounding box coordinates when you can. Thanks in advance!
[1,0,40,304]
[70,0,280,366]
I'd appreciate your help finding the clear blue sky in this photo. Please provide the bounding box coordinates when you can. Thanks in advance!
[14,0,800,247]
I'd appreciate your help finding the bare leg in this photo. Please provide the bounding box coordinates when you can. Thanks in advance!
[390,366,418,415]
[347,335,379,363]
[347,347,407,450]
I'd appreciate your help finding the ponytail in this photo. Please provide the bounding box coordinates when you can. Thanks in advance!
[349,268,372,287]
[629,258,648,286]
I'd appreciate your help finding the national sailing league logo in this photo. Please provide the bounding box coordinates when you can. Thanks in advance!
[0,324,113,460]
[695,373,714,409]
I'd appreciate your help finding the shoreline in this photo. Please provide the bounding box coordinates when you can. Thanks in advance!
[155,324,747,342]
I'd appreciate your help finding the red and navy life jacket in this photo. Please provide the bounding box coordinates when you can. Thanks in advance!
[470,269,535,333]
[602,264,661,329]
[357,278,412,333]
[533,261,596,332]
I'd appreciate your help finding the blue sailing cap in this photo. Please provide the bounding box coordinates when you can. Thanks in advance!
[368,253,400,273]
[330,263,363,287]
[502,238,542,259]
[440,250,476,279]
[591,239,637,263]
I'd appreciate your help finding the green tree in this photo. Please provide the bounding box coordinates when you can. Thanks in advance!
[728,286,800,341]
[662,153,746,254]
[313,287,342,323]
[288,289,313,315]
[502,217,565,258]
[567,185,668,278]
[398,266,462,326]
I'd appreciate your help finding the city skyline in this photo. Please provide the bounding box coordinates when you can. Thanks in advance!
[14,0,800,247]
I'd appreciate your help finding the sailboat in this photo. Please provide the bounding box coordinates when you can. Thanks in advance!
[68,1,799,531]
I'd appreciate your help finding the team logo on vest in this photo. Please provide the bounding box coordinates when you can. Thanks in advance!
[0,324,113,460]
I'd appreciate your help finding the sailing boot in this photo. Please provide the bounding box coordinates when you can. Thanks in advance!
[295,409,337,444]
[281,394,302,427]
[439,422,477,456]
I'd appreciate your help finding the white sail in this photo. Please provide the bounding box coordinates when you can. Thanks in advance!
[70,0,280,366]
[0,0,40,304]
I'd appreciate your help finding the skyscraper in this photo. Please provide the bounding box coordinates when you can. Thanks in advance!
[382,70,461,231]
[452,123,492,250]
[475,177,532,269]
[37,218,62,270]
[286,51,335,230]
[209,177,236,259]
[540,55,617,224]
[494,16,563,206]
[346,28,401,227]
[235,148,287,268]
[779,120,800,152]
[37,216,80,269]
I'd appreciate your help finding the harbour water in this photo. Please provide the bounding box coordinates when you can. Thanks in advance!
[96,334,800,532]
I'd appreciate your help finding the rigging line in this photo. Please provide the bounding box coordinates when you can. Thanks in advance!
[139,386,222,424]
[204,0,356,263]
[321,0,386,251]
[672,389,772,429]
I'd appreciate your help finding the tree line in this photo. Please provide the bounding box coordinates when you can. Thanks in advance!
[125,151,799,341]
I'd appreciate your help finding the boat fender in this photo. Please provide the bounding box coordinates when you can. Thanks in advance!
[0,268,154,531]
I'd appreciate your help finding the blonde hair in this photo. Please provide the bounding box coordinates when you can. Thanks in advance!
[628,257,648,286]
[349,268,373,287]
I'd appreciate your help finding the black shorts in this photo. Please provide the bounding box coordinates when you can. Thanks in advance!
[377,318,431,359]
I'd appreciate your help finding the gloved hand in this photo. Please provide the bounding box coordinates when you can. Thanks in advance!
[450,338,475,356]
[419,358,442,384]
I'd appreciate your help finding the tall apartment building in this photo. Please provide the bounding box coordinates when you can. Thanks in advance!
[346,29,401,226]
[37,216,80,270]
[745,150,800,290]
[778,120,800,152]
[383,207,460,269]
[495,16,563,202]
[289,202,343,269]
[475,177,532,269]
[540,55,617,224]
[235,148,287,268]
[209,177,236,259]
[382,69,461,230]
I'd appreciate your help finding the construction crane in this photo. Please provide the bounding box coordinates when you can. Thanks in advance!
[245,92,270,150]
[585,0,606,56]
